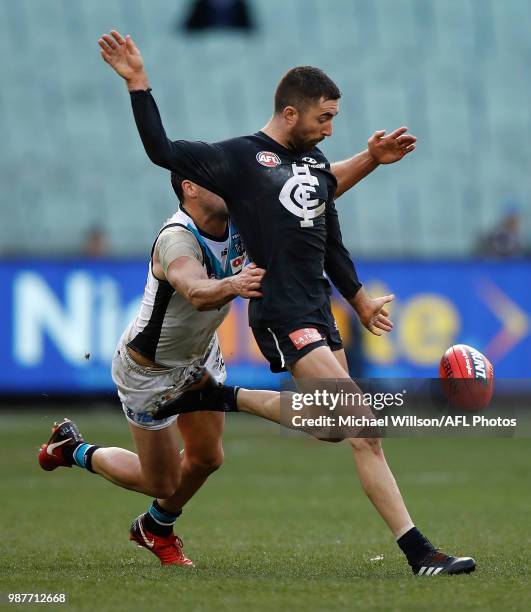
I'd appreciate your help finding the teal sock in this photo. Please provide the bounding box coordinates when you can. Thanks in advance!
[72,443,100,473]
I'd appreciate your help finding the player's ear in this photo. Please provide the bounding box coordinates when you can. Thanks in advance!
[283,105,299,126]
[182,180,198,199]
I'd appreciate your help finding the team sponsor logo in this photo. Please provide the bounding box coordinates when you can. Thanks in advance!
[256,151,281,167]
[230,255,245,273]
[279,163,326,227]
[288,327,323,350]
[302,157,326,169]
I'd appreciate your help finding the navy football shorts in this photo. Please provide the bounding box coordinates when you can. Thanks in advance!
[252,299,343,373]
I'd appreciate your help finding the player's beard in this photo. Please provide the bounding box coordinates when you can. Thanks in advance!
[289,127,324,152]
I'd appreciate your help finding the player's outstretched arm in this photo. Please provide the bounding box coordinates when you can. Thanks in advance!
[167,258,265,311]
[99,30,232,197]
[331,128,417,198]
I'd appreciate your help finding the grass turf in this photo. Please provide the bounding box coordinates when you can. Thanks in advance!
[0,409,530,611]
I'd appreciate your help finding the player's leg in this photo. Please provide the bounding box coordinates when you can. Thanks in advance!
[329,347,414,532]
[290,345,414,536]
[330,347,349,372]
[163,411,225,510]
[38,413,192,566]
[90,420,181,498]
[290,344,475,574]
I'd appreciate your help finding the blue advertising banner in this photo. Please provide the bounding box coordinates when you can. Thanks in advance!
[0,259,530,393]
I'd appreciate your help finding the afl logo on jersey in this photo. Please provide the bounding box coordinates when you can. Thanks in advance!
[256,151,281,167]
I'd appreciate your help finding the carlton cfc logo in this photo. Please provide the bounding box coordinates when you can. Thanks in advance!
[256,151,281,167]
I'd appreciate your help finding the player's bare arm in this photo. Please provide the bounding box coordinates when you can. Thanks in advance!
[167,257,265,311]
[331,128,417,198]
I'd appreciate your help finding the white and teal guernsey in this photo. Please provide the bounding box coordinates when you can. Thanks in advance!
[123,207,245,367]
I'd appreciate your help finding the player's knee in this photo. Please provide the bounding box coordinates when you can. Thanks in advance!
[349,436,382,455]
[188,448,224,475]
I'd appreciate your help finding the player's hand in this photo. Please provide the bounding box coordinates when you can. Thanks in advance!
[230,263,266,299]
[367,127,417,165]
[351,288,394,336]
[98,30,149,89]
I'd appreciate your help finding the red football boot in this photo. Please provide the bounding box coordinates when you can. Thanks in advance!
[38,418,84,471]
[129,515,194,567]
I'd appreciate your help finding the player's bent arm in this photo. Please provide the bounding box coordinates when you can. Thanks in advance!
[331,150,379,199]
[167,258,265,311]
[167,257,239,311]
[324,201,362,300]
[331,128,417,198]
[323,204,393,336]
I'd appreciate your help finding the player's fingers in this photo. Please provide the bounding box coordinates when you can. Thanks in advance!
[100,50,111,64]
[405,144,416,153]
[377,315,393,328]
[102,34,118,50]
[373,130,386,139]
[126,34,140,53]
[247,269,265,280]
[110,29,126,45]
[245,290,263,298]
[378,294,395,306]
[388,126,408,139]
[368,326,383,337]
[380,307,389,317]
[374,319,393,332]
[397,135,417,145]
[98,38,112,52]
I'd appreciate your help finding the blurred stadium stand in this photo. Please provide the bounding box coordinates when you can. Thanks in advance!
[0,0,530,257]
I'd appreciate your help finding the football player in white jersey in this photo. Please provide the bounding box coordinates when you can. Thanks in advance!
[39,174,266,566]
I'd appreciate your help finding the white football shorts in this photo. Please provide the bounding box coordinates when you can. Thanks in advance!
[111,334,226,430]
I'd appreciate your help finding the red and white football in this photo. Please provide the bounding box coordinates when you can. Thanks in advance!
[439,344,494,411]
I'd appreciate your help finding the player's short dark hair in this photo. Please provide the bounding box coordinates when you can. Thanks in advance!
[274,66,341,114]
[171,172,185,202]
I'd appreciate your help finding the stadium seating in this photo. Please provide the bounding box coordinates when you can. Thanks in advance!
[0,0,529,256]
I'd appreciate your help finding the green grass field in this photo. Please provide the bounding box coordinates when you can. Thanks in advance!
[1,409,530,611]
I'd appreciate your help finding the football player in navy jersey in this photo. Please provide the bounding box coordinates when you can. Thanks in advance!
[50,29,473,576]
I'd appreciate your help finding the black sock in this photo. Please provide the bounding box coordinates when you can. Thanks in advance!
[154,378,240,420]
[397,527,435,567]
[194,376,240,412]
[142,500,182,536]
[84,446,100,473]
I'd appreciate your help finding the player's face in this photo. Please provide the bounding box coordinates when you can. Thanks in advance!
[291,97,339,150]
